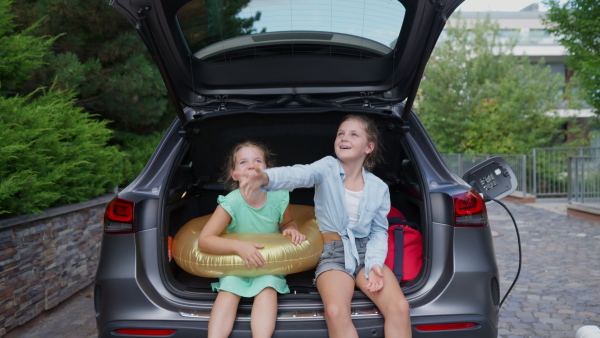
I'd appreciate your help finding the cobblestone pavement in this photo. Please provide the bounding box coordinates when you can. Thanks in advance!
[4,201,599,338]
[4,283,96,338]
[490,202,600,338]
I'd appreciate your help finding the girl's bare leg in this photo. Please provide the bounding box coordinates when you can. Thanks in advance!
[316,270,358,338]
[208,291,241,338]
[250,287,278,338]
[356,266,412,337]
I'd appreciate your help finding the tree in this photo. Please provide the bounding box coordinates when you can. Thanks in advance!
[10,0,171,133]
[0,0,124,216]
[0,0,54,94]
[179,0,264,53]
[543,0,600,113]
[417,16,565,154]
[11,0,262,134]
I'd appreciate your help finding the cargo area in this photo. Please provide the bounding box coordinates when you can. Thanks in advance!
[161,111,426,299]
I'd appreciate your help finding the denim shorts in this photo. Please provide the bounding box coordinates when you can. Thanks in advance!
[314,237,368,283]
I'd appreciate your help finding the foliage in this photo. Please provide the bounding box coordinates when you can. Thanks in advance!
[543,0,600,113]
[10,0,170,133]
[0,0,55,93]
[179,0,264,52]
[11,0,260,134]
[113,131,164,187]
[0,0,127,217]
[0,90,124,217]
[417,16,565,154]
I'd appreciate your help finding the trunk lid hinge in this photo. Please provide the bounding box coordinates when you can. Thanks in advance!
[216,95,228,111]
[360,92,374,108]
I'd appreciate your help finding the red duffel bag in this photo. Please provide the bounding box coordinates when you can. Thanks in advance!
[384,207,423,282]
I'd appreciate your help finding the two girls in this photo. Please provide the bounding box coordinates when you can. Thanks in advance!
[236,115,412,337]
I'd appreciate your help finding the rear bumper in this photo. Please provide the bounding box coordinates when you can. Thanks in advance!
[98,314,496,338]
[95,221,499,338]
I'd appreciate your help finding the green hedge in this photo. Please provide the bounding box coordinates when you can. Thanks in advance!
[0,90,124,217]
[114,131,164,187]
[0,0,163,218]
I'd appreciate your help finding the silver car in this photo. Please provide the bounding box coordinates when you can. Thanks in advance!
[95,0,515,336]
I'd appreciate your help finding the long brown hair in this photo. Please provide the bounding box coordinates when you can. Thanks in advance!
[339,115,382,171]
[220,141,276,190]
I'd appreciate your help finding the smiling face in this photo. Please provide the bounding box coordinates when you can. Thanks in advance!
[231,146,267,182]
[334,118,375,166]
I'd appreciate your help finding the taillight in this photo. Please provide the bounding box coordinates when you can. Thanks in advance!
[104,197,135,234]
[114,329,176,336]
[415,322,478,331]
[453,190,488,227]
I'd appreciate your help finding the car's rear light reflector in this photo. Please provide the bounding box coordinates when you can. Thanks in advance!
[415,322,478,331]
[453,190,488,227]
[104,197,135,234]
[114,328,176,336]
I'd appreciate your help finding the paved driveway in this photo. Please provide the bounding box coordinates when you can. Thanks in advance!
[5,201,599,338]
[489,202,600,337]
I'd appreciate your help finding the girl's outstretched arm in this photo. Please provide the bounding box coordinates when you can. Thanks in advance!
[237,157,328,193]
[198,205,266,270]
[235,166,269,197]
[279,205,306,245]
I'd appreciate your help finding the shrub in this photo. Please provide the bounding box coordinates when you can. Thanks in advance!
[0,90,124,217]
[114,131,163,187]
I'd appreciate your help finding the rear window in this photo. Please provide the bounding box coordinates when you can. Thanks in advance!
[177,0,406,61]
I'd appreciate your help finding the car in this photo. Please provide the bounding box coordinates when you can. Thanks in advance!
[95,0,516,336]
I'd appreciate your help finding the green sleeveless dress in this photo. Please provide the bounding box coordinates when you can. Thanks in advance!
[211,189,291,297]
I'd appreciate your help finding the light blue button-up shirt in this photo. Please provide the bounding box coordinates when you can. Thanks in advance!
[264,156,390,278]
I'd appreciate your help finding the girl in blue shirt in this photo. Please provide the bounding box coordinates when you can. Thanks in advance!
[236,115,412,337]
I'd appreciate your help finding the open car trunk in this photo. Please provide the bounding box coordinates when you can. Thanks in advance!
[162,110,426,302]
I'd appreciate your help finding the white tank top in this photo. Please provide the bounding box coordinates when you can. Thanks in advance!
[345,188,363,228]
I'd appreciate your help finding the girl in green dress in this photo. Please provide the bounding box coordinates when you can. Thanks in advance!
[198,141,306,338]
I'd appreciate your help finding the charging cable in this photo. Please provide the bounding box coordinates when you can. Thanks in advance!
[488,197,522,310]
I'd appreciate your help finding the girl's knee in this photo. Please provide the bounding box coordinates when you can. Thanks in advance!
[381,297,410,317]
[323,303,352,321]
[253,287,278,306]
[399,297,410,316]
[255,287,277,298]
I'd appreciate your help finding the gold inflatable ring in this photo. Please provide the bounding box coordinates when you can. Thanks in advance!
[172,204,323,278]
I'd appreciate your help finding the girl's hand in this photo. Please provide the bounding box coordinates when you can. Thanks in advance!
[235,242,266,270]
[282,228,306,245]
[364,265,384,293]
[235,167,268,196]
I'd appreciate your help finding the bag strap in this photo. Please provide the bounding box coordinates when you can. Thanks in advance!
[388,216,421,232]
[392,226,404,282]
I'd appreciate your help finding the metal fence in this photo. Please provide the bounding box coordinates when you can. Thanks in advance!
[568,155,600,206]
[441,147,600,204]
[533,147,600,199]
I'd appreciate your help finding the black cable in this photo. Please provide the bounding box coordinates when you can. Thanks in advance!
[491,198,522,311]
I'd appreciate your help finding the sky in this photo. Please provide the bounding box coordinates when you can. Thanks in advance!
[234,0,566,48]
[457,0,555,12]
